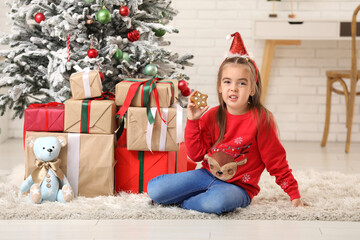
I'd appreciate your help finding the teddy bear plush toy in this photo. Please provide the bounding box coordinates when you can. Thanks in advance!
[20,136,74,204]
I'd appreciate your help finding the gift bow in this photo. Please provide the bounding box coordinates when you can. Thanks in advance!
[116,76,176,124]
[31,158,64,185]
[28,102,64,108]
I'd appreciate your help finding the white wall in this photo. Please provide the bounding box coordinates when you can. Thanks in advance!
[165,0,360,142]
[0,0,11,142]
[1,0,360,143]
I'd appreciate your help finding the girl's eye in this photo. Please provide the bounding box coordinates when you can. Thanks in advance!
[239,81,247,86]
[223,80,230,84]
[209,164,214,169]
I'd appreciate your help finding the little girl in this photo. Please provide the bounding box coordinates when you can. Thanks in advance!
[147,32,303,214]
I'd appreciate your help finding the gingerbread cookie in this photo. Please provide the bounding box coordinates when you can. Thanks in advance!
[190,91,208,108]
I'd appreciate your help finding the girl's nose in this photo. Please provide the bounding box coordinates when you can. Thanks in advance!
[230,83,237,91]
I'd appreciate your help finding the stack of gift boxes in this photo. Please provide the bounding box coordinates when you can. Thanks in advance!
[23,70,196,197]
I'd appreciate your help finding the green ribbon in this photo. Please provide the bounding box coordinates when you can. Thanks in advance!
[115,116,125,142]
[81,100,90,133]
[138,151,144,193]
[142,78,156,124]
[123,75,176,124]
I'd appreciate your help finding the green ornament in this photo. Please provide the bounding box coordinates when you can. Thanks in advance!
[122,52,130,62]
[153,28,166,37]
[144,63,157,76]
[97,7,111,24]
[85,0,95,3]
[114,49,123,60]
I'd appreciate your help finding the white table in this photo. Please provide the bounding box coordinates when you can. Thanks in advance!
[253,19,357,103]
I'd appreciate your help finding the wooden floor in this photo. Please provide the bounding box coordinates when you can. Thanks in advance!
[1,138,360,240]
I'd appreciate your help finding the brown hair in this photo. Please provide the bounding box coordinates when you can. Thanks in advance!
[212,57,271,148]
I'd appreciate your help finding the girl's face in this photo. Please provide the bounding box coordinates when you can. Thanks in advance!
[218,63,255,115]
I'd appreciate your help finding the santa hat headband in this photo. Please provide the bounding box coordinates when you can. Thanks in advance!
[224,32,259,83]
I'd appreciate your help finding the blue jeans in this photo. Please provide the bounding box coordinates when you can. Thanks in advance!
[147,169,251,214]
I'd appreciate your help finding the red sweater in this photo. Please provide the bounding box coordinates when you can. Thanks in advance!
[185,106,301,201]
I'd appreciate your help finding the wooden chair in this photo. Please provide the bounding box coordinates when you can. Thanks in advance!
[321,4,360,153]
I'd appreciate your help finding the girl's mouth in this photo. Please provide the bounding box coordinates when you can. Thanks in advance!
[229,95,238,100]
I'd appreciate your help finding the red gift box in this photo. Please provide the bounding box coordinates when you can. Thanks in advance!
[24,102,65,132]
[23,102,65,146]
[115,129,188,193]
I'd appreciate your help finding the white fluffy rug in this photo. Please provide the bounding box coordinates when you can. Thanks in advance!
[1,165,360,221]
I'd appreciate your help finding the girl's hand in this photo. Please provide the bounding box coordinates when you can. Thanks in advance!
[291,198,304,207]
[187,91,209,120]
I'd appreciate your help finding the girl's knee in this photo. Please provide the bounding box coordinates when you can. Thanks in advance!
[182,197,230,215]
[147,176,162,202]
[200,200,229,215]
[147,175,172,204]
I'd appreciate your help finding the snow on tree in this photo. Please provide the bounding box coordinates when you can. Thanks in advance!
[0,0,193,118]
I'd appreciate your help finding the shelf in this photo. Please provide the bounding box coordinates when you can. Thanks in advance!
[253,19,356,40]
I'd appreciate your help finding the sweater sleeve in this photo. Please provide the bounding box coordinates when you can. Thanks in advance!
[257,112,301,201]
[184,113,215,162]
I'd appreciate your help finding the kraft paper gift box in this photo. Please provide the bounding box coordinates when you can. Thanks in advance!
[126,106,183,151]
[24,131,115,198]
[115,78,178,107]
[64,99,116,134]
[115,129,188,193]
[69,70,102,100]
[24,102,64,132]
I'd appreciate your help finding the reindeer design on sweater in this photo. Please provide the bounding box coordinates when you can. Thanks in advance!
[205,143,252,181]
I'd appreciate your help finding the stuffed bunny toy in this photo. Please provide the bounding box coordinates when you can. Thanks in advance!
[204,152,247,181]
[20,136,74,204]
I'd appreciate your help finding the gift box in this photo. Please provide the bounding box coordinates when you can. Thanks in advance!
[115,78,178,108]
[24,131,115,198]
[69,70,102,100]
[24,102,64,132]
[115,141,188,194]
[64,99,116,134]
[126,106,183,151]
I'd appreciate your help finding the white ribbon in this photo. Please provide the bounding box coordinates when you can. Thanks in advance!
[146,108,157,152]
[175,104,183,143]
[67,133,80,197]
[73,66,103,97]
[159,108,168,151]
[82,69,91,99]
[145,105,183,151]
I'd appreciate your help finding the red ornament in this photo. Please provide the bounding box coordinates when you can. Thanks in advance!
[119,6,130,17]
[127,29,140,42]
[87,48,98,58]
[181,87,191,97]
[99,72,105,82]
[178,80,188,91]
[34,12,45,23]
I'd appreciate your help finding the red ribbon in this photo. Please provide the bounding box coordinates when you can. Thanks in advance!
[93,91,116,101]
[116,78,167,124]
[116,80,144,119]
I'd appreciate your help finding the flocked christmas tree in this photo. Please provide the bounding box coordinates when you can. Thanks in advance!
[0,0,193,118]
